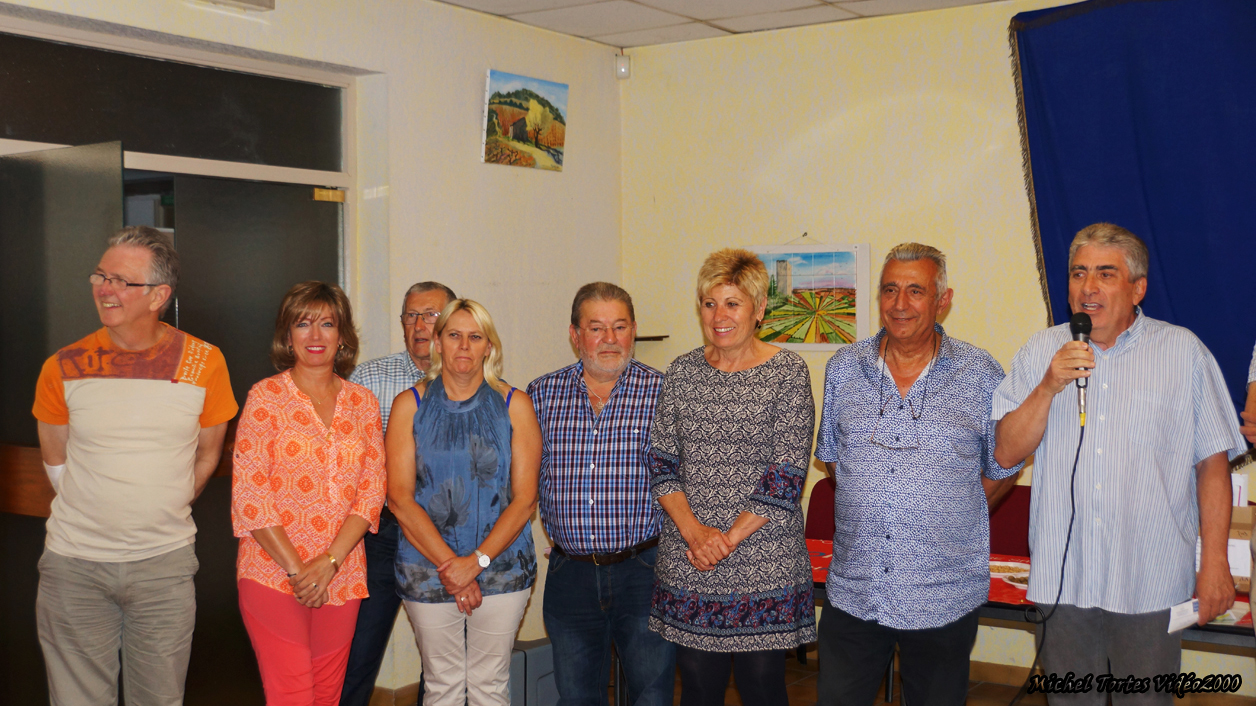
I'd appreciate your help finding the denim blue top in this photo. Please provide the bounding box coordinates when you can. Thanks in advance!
[395,377,536,603]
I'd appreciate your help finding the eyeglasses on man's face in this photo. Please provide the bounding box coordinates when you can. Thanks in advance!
[581,324,633,337]
[89,273,159,290]
[401,311,441,326]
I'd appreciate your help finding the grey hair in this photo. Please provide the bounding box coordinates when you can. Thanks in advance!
[883,242,947,298]
[570,282,635,327]
[1068,223,1149,281]
[107,226,179,290]
[400,281,457,316]
[107,226,178,314]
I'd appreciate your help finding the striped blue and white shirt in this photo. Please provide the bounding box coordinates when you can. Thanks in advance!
[528,359,664,555]
[1249,340,1256,383]
[348,351,423,431]
[816,325,1021,629]
[993,309,1245,613]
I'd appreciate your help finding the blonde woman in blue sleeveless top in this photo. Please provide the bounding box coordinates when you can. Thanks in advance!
[385,299,541,706]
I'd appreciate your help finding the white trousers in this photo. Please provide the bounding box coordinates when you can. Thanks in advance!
[403,589,531,706]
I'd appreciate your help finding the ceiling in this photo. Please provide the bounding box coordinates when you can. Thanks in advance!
[436,0,1000,47]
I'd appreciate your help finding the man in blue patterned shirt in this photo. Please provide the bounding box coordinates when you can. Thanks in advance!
[340,281,455,706]
[994,224,1243,698]
[527,282,675,706]
[815,243,1021,706]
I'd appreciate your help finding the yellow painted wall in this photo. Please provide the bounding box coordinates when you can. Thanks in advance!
[620,0,1059,493]
[619,0,1254,693]
[621,0,1059,386]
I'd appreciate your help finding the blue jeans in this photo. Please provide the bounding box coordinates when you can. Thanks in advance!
[543,545,676,706]
[339,509,407,706]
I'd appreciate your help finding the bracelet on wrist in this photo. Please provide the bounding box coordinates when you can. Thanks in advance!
[326,552,339,572]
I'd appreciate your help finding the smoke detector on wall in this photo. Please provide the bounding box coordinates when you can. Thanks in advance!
[615,54,630,80]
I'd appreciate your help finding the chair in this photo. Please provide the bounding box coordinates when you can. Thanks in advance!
[989,485,1031,557]
[797,477,837,665]
[805,476,836,540]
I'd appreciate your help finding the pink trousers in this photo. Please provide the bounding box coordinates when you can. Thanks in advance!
[238,579,361,706]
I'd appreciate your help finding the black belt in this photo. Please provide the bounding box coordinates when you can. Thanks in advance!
[553,537,659,565]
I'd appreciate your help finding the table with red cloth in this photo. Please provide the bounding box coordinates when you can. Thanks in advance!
[806,539,1252,633]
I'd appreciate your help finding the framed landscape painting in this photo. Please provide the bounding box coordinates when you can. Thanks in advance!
[482,69,567,172]
[749,244,871,351]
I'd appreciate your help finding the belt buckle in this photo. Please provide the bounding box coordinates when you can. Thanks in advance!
[592,553,602,566]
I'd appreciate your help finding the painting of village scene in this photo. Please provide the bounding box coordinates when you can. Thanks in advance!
[750,244,870,351]
[482,70,567,171]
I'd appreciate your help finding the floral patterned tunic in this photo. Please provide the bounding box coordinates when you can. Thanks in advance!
[231,372,386,606]
[395,377,536,603]
[648,348,816,651]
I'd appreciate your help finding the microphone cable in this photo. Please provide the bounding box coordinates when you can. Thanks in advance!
[1008,414,1085,706]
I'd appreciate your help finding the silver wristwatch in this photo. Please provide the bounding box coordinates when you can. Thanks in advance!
[475,550,491,568]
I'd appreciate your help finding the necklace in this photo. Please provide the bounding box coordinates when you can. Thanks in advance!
[294,375,335,406]
[876,331,938,421]
[588,387,607,414]
[585,375,614,415]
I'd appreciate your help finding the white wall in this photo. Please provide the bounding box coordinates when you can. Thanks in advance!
[2,0,624,688]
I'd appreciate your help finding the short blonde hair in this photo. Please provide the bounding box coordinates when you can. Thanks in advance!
[696,248,769,310]
[270,281,359,378]
[424,299,507,393]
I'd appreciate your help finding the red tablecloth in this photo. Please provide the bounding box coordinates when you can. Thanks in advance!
[808,540,1252,625]
[988,553,1033,606]
[808,539,1032,606]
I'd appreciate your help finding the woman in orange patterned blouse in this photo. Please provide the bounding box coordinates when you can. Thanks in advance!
[231,281,386,706]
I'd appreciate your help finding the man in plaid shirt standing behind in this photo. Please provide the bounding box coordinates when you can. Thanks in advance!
[528,282,675,706]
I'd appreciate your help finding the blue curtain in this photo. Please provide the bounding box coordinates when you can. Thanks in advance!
[1012,0,1256,412]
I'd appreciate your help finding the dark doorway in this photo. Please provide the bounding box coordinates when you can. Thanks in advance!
[173,174,342,406]
[0,143,342,705]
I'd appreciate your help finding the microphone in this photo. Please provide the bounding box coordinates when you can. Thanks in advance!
[1069,312,1092,426]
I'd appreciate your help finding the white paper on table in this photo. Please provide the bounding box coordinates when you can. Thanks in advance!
[1229,539,1252,578]
[1168,599,1199,633]
[1194,537,1252,578]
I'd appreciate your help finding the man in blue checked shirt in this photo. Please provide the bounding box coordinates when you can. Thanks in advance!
[814,243,1022,706]
[340,281,455,706]
[527,282,675,706]
[994,223,1245,701]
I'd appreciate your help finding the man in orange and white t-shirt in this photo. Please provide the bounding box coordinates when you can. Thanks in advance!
[31,226,237,706]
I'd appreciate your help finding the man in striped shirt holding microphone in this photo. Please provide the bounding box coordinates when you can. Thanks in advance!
[993,223,1245,697]
[528,282,675,706]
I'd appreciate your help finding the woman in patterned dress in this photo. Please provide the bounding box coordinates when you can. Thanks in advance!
[232,281,387,706]
[386,299,541,706]
[648,248,816,706]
